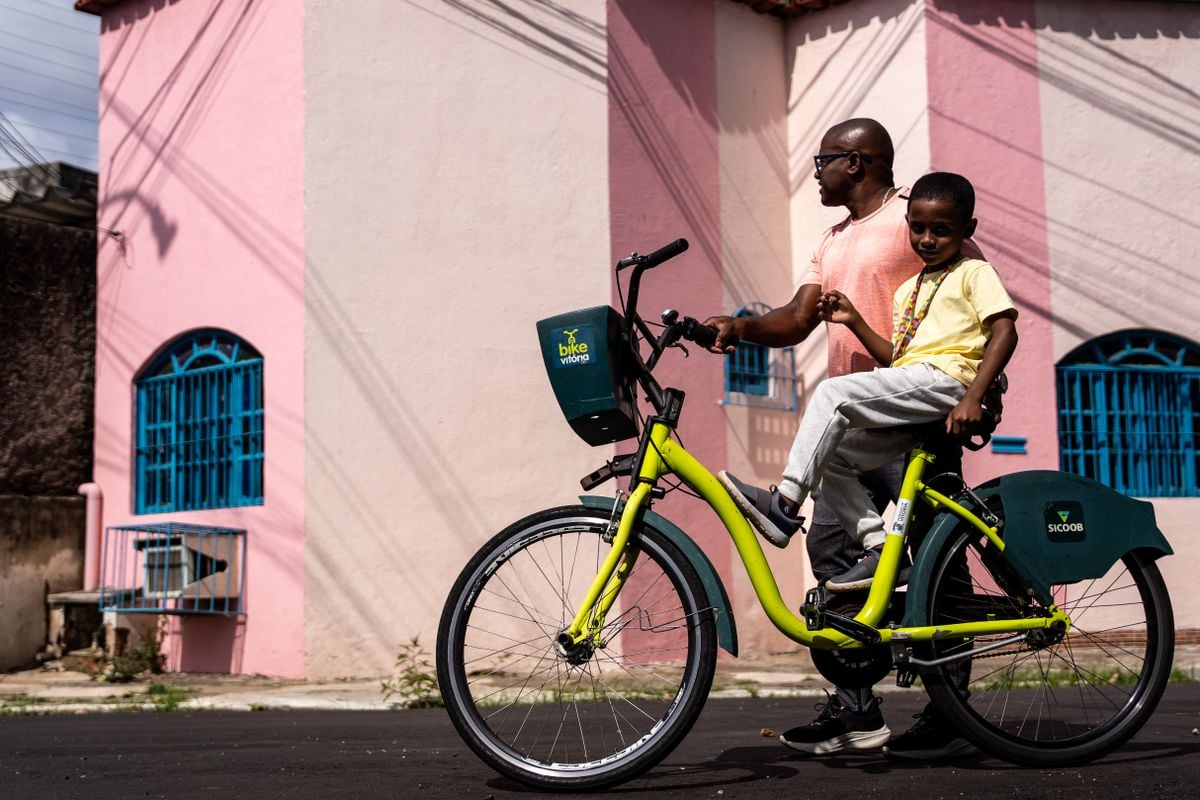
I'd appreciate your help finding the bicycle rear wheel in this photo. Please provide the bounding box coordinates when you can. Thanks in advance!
[921,530,1174,766]
[436,506,717,791]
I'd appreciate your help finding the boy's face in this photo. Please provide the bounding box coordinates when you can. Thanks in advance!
[906,197,977,268]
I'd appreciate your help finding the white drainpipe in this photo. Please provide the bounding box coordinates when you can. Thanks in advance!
[78,482,103,590]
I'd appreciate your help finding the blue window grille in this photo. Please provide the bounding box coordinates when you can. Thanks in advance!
[99,522,246,615]
[723,303,797,411]
[135,330,264,513]
[1056,329,1200,497]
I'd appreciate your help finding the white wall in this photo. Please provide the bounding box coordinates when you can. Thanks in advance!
[1037,0,1200,632]
[304,0,612,677]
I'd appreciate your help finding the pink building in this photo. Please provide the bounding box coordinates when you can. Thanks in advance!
[79,0,1200,678]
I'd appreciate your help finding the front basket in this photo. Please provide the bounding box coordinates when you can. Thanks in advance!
[536,305,638,446]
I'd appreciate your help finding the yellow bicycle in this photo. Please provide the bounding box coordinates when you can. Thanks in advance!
[436,239,1175,791]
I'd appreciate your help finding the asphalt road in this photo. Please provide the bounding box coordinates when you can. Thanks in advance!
[2,684,1198,800]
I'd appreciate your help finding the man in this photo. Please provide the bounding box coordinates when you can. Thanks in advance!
[704,118,976,760]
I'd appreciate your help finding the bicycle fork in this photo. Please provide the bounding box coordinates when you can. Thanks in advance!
[558,421,676,652]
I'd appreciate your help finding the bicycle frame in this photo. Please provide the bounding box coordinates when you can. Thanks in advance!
[563,419,1070,653]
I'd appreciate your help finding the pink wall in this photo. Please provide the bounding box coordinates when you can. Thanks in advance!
[94,0,305,676]
[607,0,731,591]
[925,0,1057,481]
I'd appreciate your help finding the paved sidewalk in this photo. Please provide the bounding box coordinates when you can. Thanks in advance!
[8,646,1193,714]
[0,650,846,714]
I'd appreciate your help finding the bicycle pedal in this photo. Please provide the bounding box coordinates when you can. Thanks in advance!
[889,635,918,686]
[822,611,882,645]
[895,664,919,688]
[802,587,826,630]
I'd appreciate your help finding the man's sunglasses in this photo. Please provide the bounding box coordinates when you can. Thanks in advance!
[813,151,873,175]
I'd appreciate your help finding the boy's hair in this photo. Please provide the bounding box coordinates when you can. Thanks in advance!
[910,172,975,222]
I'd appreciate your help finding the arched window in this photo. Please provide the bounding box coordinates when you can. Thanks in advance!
[135,330,264,513]
[1057,329,1200,497]
[723,303,796,411]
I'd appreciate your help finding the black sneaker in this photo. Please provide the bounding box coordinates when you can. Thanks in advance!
[779,693,891,755]
[883,709,978,760]
[717,471,804,548]
[825,548,882,592]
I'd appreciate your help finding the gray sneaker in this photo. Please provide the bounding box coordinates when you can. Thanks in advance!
[717,471,804,548]
[825,548,882,592]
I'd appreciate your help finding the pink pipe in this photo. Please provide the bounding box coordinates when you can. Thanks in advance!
[78,482,103,590]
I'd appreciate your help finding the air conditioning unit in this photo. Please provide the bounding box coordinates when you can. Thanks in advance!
[101,523,245,615]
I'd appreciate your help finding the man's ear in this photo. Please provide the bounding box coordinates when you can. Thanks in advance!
[964,218,978,238]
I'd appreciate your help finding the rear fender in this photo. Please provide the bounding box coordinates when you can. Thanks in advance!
[902,470,1173,628]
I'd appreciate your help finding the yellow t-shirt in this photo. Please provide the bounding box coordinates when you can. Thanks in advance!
[891,257,1016,387]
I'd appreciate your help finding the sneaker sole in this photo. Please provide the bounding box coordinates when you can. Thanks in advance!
[825,576,875,593]
[883,738,979,760]
[717,471,791,548]
[780,726,891,755]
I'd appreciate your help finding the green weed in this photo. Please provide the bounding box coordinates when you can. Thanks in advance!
[381,636,443,709]
[146,683,194,712]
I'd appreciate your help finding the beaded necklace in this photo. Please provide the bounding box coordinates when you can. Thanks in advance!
[893,266,950,361]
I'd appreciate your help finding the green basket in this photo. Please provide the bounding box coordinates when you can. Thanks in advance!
[536,306,638,446]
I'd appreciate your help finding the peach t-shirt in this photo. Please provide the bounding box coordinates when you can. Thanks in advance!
[800,187,982,377]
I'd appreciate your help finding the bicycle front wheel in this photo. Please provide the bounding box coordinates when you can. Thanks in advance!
[921,530,1174,766]
[436,506,717,791]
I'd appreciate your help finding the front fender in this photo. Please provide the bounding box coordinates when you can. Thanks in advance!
[902,470,1173,628]
[580,495,738,656]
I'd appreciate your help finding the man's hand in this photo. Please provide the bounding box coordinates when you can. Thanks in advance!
[702,315,741,354]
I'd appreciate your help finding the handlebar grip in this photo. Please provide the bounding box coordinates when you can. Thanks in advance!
[962,410,997,451]
[682,317,718,349]
[641,238,689,269]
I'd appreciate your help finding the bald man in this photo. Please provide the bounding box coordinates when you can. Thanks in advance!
[705,118,977,760]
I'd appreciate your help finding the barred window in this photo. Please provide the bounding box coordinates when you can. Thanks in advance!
[135,330,264,513]
[1057,329,1200,497]
[723,303,797,411]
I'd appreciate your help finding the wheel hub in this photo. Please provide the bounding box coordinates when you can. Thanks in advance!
[555,632,595,665]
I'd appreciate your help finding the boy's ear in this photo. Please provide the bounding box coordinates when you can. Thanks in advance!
[964,217,978,238]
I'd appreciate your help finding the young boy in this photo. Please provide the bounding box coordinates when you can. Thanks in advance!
[720,171,1018,591]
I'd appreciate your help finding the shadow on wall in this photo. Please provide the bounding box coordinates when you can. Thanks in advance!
[615,0,719,128]
[925,4,1200,336]
[791,0,1200,44]
[100,0,184,32]
[99,0,294,291]
[944,1,1200,40]
[435,0,607,85]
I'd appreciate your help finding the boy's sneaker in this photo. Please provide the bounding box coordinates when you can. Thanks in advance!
[825,548,882,592]
[717,471,805,548]
[883,709,978,760]
[779,693,891,755]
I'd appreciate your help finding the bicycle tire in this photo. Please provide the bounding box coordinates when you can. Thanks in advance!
[921,526,1174,766]
[436,505,717,791]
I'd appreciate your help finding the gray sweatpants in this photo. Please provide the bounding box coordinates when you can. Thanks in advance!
[778,363,965,550]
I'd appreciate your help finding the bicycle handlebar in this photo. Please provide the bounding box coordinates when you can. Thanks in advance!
[641,238,689,269]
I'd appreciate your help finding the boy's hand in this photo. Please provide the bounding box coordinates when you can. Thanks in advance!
[702,315,741,354]
[818,290,860,326]
[946,395,987,436]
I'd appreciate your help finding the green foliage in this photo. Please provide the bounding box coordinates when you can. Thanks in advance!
[381,636,443,709]
[105,640,164,682]
[146,683,193,712]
